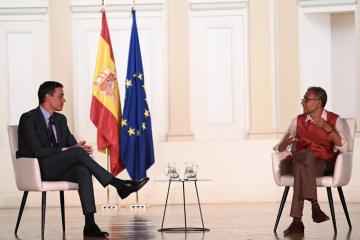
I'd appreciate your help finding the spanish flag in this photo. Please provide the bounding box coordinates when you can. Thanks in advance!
[90,10,124,176]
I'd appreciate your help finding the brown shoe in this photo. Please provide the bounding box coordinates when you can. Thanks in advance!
[312,207,330,223]
[283,221,304,236]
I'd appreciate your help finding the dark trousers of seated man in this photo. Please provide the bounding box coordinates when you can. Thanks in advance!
[280,150,336,218]
[38,147,113,214]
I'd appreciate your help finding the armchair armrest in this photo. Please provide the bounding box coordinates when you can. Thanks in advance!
[332,152,352,187]
[13,157,43,191]
[272,151,291,186]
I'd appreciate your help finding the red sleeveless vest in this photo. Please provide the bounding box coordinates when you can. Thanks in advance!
[295,111,339,160]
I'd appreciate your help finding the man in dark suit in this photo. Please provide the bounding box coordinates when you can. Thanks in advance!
[17,81,149,238]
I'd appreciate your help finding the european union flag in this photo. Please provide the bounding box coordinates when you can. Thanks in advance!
[121,9,155,180]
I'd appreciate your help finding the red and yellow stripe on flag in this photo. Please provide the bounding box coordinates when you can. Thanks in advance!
[90,10,124,176]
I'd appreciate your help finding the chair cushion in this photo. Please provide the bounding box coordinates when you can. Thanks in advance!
[278,175,294,186]
[316,176,334,187]
[41,181,79,191]
[277,175,345,188]
[273,148,353,188]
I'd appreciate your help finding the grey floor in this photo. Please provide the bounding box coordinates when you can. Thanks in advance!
[0,202,358,239]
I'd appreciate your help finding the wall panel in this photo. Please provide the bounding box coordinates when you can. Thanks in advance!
[0,0,50,207]
[189,2,249,140]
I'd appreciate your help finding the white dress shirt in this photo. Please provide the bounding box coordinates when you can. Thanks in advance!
[40,105,58,141]
[40,105,69,151]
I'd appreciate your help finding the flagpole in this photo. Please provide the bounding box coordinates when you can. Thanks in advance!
[106,147,110,202]
[101,0,104,11]
[101,148,117,210]
[129,192,147,210]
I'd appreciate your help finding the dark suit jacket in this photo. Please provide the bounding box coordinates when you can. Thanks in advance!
[17,107,77,159]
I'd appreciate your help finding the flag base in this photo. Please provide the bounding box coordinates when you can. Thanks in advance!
[101,204,118,210]
[129,203,147,210]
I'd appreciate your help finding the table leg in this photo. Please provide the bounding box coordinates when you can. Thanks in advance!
[158,180,209,232]
[160,180,172,229]
[194,181,205,229]
[182,181,187,229]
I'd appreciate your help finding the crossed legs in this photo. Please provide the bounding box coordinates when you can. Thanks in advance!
[280,151,334,235]
[290,151,326,218]
[38,147,149,238]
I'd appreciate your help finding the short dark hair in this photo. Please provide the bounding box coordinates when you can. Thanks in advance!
[38,81,63,104]
[307,86,327,107]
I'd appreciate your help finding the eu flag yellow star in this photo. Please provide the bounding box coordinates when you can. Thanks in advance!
[121,119,128,127]
[125,79,132,88]
[144,109,150,117]
[128,127,135,136]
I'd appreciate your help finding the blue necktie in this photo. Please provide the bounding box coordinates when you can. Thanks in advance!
[48,115,59,147]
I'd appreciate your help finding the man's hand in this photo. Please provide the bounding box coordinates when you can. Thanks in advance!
[311,118,333,133]
[278,132,298,152]
[312,118,344,148]
[72,141,94,155]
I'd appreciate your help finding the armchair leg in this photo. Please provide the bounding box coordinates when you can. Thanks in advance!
[326,187,337,233]
[60,191,65,232]
[337,187,352,229]
[41,192,46,240]
[15,191,28,234]
[274,186,290,233]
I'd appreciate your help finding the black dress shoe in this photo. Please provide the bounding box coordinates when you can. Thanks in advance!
[117,177,149,199]
[83,224,109,238]
[312,207,330,223]
[283,220,304,236]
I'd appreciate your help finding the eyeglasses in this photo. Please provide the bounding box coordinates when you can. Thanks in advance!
[301,97,319,103]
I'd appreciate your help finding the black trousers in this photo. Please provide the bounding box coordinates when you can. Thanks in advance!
[38,148,114,214]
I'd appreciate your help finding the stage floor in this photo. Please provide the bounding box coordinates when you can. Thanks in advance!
[0,203,359,239]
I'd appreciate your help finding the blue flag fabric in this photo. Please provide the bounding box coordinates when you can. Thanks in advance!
[121,9,155,180]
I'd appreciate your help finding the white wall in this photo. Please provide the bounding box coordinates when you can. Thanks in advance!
[299,7,358,119]
[331,12,357,118]
[299,12,332,108]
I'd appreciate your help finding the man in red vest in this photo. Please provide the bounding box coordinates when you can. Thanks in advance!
[274,86,348,236]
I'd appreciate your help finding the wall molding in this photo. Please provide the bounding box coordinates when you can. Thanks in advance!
[299,0,357,8]
[0,2,48,15]
[189,1,248,11]
[299,0,357,13]
[71,0,164,13]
